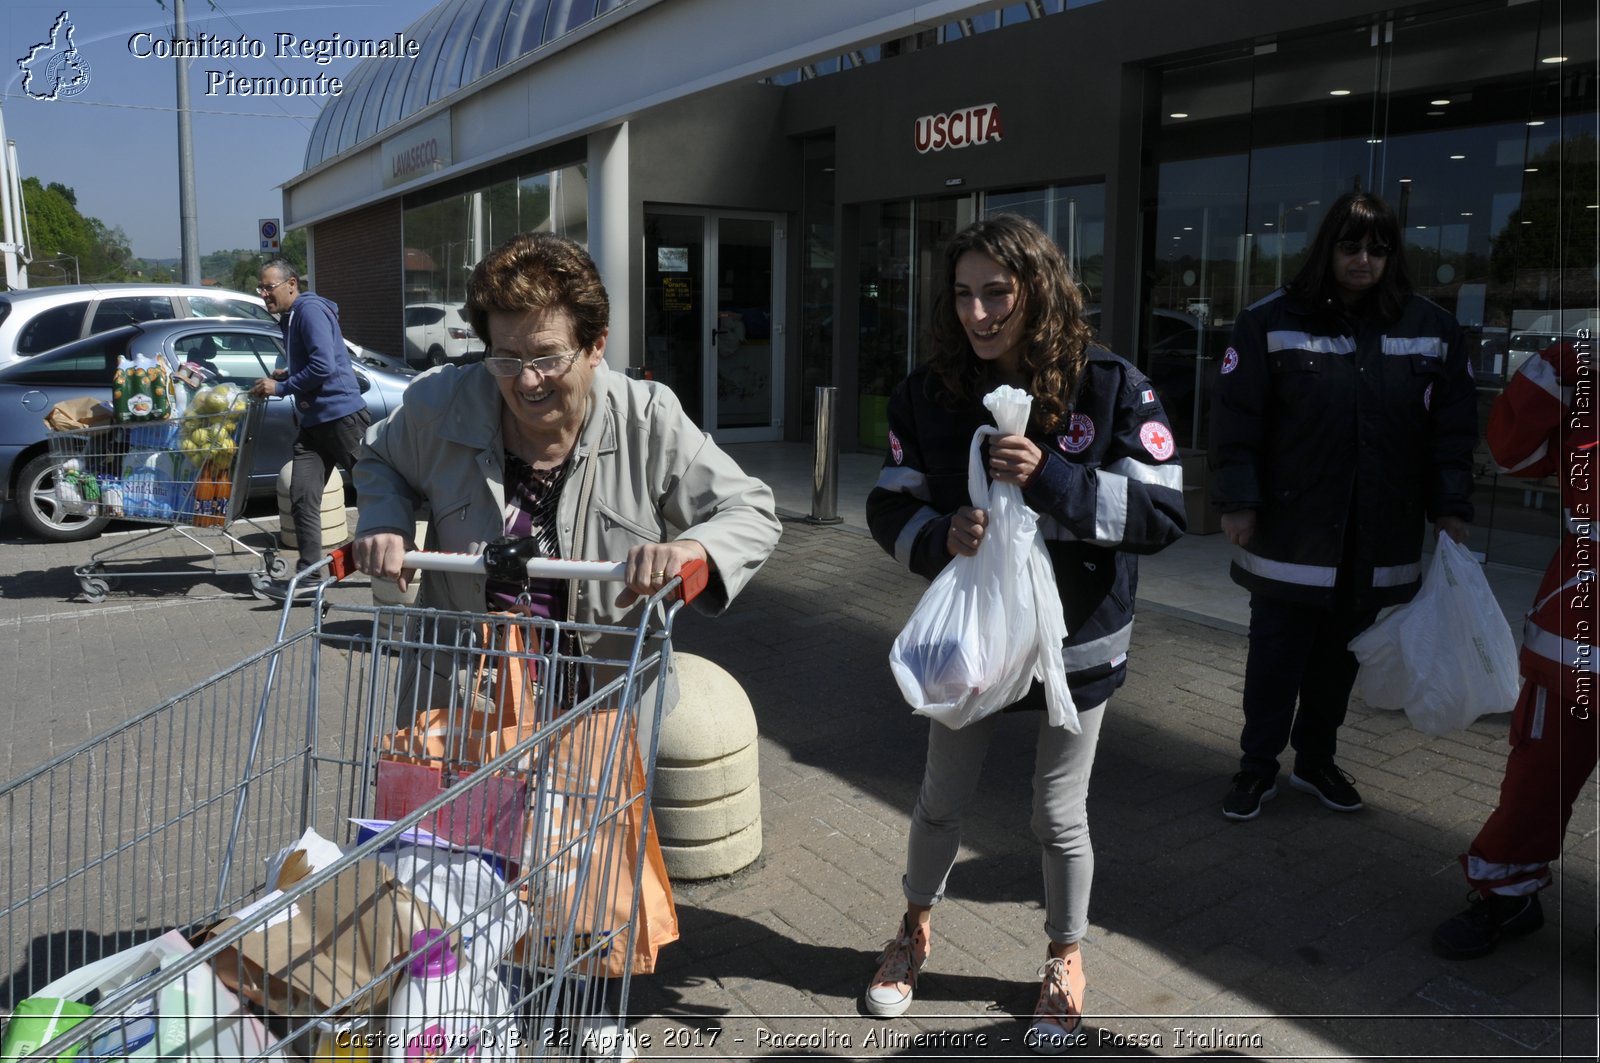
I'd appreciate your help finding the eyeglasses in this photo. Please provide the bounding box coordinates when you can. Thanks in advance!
[255,278,293,295]
[1335,240,1392,258]
[482,348,583,378]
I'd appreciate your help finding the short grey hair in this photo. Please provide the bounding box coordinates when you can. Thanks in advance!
[260,257,300,283]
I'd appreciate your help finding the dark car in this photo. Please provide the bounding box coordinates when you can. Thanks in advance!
[0,318,413,542]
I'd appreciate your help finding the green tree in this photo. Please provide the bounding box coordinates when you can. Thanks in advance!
[1490,134,1599,285]
[220,230,308,293]
[20,177,134,284]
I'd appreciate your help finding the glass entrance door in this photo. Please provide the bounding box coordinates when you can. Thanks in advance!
[711,216,782,439]
[643,212,706,424]
[643,209,785,441]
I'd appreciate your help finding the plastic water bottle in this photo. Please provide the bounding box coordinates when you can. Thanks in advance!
[385,930,503,1062]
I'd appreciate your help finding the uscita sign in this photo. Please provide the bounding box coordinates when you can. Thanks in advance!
[913,103,1004,153]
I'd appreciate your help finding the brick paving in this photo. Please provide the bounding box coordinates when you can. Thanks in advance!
[1,507,1596,1060]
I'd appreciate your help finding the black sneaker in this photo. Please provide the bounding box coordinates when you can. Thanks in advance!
[1432,892,1544,959]
[1289,762,1363,812]
[1222,771,1277,821]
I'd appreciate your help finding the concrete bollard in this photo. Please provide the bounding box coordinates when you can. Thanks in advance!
[653,653,762,880]
[275,462,348,553]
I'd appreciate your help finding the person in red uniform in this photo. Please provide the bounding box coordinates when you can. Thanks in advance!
[1433,336,1599,958]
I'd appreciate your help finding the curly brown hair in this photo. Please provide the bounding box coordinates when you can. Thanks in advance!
[465,231,610,350]
[926,214,1092,433]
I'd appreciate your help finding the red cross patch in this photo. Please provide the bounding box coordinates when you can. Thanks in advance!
[1221,347,1239,375]
[1139,421,1175,461]
[889,429,904,464]
[1058,412,1095,453]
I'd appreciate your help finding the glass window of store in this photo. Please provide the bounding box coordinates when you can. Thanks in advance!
[401,162,588,368]
[853,186,1105,450]
[1145,0,1596,565]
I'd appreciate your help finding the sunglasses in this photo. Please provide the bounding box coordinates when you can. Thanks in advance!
[1335,240,1392,258]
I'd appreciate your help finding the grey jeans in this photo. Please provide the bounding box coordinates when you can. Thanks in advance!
[903,700,1107,945]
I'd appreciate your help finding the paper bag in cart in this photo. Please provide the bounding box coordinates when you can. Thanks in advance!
[204,854,450,1016]
[44,396,112,431]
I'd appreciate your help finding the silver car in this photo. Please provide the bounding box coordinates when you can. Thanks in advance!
[0,318,413,542]
[0,283,278,367]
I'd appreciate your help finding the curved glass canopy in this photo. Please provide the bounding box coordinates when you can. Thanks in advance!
[305,0,628,169]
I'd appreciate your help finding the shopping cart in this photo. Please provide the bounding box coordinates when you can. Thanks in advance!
[44,396,276,602]
[1,544,707,1062]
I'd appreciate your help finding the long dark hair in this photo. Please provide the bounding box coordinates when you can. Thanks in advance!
[1288,191,1412,321]
[926,214,1092,433]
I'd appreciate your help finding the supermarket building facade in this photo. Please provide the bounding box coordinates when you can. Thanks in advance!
[285,0,1597,567]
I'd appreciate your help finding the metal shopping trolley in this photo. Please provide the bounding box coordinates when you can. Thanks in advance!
[44,394,275,602]
[1,544,707,1062]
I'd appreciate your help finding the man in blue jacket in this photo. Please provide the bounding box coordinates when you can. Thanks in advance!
[250,258,370,596]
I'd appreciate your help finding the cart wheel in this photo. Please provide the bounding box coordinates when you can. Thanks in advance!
[265,551,291,581]
[80,577,110,603]
[85,564,120,591]
[249,571,275,601]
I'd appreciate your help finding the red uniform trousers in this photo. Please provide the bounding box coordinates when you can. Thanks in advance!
[1464,677,1599,896]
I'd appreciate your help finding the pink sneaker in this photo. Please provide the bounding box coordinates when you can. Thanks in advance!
[864,915,930,1018]
[1026,951,1085,1055]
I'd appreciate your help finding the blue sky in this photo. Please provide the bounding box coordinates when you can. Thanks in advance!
[3,0,441,263]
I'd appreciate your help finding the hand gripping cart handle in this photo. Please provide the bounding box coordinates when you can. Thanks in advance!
[323,536,710,604]
[262,535,710,629]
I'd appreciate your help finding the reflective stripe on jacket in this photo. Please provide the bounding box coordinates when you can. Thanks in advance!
[1210,288,1477,607]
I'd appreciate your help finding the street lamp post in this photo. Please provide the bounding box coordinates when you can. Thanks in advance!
[54,251,79,284]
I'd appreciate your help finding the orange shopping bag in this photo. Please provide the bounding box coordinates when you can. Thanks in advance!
[518,705,678,977]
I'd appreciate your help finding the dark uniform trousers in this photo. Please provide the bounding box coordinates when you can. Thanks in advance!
[1239,592,1380,780]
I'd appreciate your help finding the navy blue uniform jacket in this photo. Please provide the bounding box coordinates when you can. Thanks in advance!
[1210,288,1476,607]
[867,349,1187,710]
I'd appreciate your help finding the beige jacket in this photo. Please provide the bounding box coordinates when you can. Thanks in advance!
[355,361,782,720]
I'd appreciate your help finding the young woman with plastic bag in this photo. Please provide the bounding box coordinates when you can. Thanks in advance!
[862,215,1186,1053]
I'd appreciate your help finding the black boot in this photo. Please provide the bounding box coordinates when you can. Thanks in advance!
[1432,892,1544,959]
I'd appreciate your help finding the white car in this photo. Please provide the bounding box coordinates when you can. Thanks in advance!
[404,302,484,368]
[0,284,276,367]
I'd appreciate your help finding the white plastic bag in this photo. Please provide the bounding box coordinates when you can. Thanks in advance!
[889,386,1079,731]
[1349,535,1519,735]
[0,930,282,1063]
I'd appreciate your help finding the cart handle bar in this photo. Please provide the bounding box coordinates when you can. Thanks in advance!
[324,541,708,604]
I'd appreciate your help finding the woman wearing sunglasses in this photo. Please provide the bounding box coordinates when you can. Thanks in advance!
[351,230,781,683]
[1211,190,1476,822]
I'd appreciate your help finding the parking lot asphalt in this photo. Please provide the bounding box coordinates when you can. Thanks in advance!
[1,498,1595,1060]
